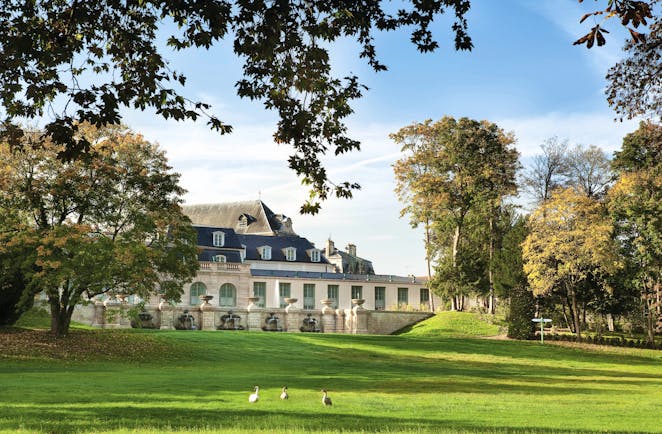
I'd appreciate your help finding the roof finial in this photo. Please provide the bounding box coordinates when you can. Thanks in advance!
[258,190,261,200]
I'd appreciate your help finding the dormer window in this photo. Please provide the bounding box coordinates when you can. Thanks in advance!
[308,249,321,262]
[284,247,296,261]
[240,244,246,262]
[238,214,249,229]
[212,254,226,263]
[212,231,225,247]
[259,246,272,260]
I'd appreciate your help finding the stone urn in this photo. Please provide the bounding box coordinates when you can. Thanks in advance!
[284,298,298,313]
[247,296,261,310]
[200,295,214,306]
[352,298,366,313]
[321,298,335,314]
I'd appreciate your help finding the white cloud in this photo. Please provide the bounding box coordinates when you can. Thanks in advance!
[497,111,639,157]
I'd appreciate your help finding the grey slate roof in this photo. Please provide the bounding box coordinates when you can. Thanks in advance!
[193,225,329,265]
[183,200,296,235]
[237,233,329,264]
[195,226,243,249]
[198,249,243,263]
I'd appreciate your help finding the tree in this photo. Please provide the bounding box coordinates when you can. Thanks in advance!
[391,116,517,311]
[520,137,570,205]
[0,211,36,326]
[0,124,199,336]
[493,209,529,299]
[574,0,655,49]
[567,144,614,199]
[507,286,536,340]
[522,188,621,339]
[606,14,661,120]
[609,121,662,342]
[0,1,474,214]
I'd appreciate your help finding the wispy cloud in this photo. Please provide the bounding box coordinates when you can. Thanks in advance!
[521,0,628,74]
[497,111,639,157]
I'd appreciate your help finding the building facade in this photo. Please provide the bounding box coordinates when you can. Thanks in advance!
[79,200,436,334]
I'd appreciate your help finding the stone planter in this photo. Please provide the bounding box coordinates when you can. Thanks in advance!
[321,298,335,315]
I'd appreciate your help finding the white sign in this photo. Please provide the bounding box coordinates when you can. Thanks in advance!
[532,318,552,343]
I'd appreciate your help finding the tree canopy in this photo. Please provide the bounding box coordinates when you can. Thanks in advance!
[391,116,519,311]
[0,0,474,214]
[0,124,199,336]
[522,188,621,338]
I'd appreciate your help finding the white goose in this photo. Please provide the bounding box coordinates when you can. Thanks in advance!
[280,386,289,400]
[321,389,332,406]
[248,386,259,403]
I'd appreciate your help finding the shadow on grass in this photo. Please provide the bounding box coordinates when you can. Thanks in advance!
[0,405,649,434]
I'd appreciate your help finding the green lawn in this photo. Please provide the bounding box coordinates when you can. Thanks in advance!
[1,312,661,433]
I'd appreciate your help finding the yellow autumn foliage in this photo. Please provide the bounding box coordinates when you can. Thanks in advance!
[522,188,621,296]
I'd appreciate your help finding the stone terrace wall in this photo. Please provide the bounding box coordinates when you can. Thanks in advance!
[81,301,433,335]
[368,311,433,334]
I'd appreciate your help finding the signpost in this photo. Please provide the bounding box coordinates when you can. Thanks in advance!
[532,318,552,343]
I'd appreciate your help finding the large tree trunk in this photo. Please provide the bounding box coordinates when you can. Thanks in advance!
[569,287,582,340]
[451,224,462,312]
[48,295,73,338]
[606,313,615,332]
[424,219,435,312]
[643,280,656,343]
[561,296,573,332]
[488,216,495,315]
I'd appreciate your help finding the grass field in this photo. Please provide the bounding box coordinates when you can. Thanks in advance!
[1,312,661,433]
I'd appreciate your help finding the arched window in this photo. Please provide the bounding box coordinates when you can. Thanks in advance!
[219,283,236,307]
[190,282,207,305]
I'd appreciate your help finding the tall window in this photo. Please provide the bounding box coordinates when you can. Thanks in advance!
[212,231,225,247]
[303,284,315,309]
[253,282,266,308]
[420,288,430,309]
[374,287,385,311]
[327,285,339,309]
[219,283,236,307]
[351,285,363,300]
[285,247,296,261]
[190,282,207,305]
[279,282,291,308]
[398,287,409,308]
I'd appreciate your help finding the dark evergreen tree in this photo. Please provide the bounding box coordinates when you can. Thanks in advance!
[507,286,536,340]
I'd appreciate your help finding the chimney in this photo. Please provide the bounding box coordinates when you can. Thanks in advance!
[346,243,356,257]
[325,238,335,257]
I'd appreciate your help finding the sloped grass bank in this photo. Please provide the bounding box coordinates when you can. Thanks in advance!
[397,310,502,337]
[1,317,661,433]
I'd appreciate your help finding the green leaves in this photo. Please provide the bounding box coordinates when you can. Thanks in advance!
[0,124,199,335]
[0,0,473,214]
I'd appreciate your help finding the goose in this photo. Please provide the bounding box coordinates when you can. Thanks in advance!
[248,386,259,403]
[321,389,332,406]
[280,386,289,400]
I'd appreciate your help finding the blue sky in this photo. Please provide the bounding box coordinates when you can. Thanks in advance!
[122,0,643,277]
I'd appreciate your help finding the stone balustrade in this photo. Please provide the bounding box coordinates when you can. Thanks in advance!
[84,300,433,335]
